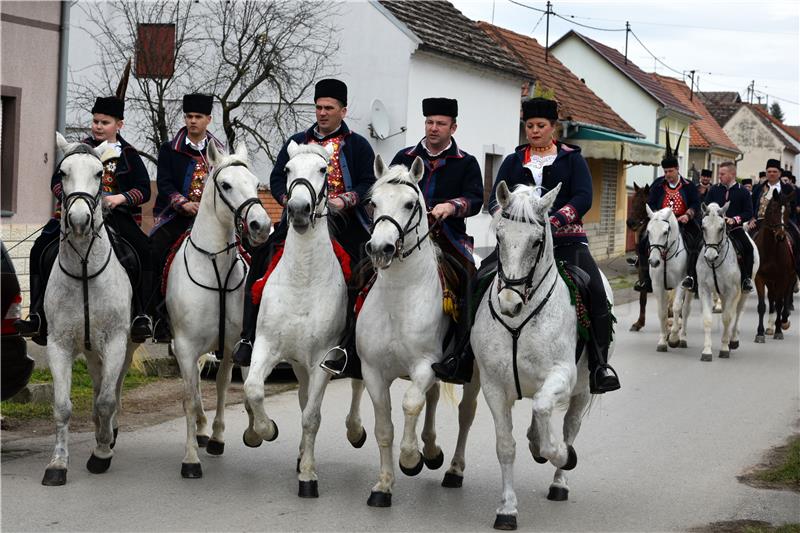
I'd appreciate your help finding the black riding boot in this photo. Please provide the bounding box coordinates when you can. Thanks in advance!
[432,293,475,384]
[681,250,699,292]
[587,310,620,394]
[739,237,755,293]
[232,300,259,367]
[633,237,652,292]
[320,284,363,380]
[15,274,48,345]
[129,270,154,343]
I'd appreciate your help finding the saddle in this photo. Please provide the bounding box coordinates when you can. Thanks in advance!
[557,262,593,360]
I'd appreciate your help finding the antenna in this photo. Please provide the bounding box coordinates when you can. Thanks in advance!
[368,99,406,141]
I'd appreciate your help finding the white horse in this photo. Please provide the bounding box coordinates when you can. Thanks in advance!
[471,182,611,531]
[166,142,270,478]
[242,141,352,498]
[42,133,135,486]
[645,206,692,352]
[697,202,760,361]
[353,155,482,508]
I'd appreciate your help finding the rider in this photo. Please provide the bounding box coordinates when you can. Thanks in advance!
[697,169,712,203]
[634,135,702,293]
[148,93,226,342]
[486,97,620,394]
[16,94,152,344]
[704,161,754,292]
[388,97,484,384]
[232,79,376,375]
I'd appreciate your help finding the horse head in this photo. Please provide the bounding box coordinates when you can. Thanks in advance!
[283,140,334,234]
[55,132,107,238]
[493,181,560,317]
[645,205,678,268]
[205,141,271,246]
[365,155,427,269]
[701,201,729,262]
[763,189,790,242]
[626,183,650,231]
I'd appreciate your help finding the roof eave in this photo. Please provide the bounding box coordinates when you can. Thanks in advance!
[563,119,644,139]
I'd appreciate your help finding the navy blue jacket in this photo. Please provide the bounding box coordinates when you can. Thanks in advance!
[490,142,592,245]
[52,135,150,218]
[705,183,753,225]
[647,176,701,225]
[391,139,483,263]
[751,181,796,219]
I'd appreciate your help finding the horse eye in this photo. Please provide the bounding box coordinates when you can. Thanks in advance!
[284,167,290,174]
[404,201,413,210]
[221,182,232,191]
[367,200,376,209]
[95,171,103,178]
[319,167,326,174]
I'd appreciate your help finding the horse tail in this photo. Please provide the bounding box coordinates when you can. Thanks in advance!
[440,382,458,406]
[129,345,149,374]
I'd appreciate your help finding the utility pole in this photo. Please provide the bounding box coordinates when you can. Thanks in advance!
[624,21,630,65]
[689,70,696,101]
[748,80,755,103]
[545,1,552,63]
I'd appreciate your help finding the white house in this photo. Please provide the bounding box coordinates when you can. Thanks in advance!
[550,30,699,186]
[723,104,799,179]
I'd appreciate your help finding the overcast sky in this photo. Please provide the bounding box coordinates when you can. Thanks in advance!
[452,0,800,123]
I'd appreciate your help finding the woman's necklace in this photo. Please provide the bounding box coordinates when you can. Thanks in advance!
[530,140,555,153]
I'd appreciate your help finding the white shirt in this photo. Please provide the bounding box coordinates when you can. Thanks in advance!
[422,139,452,158]
[185,135,207,151]
[524,153,557,198]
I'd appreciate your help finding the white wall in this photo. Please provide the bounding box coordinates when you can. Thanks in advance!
[725,106,795,179]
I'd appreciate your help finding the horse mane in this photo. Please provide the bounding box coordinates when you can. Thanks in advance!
[292,143,330,160]
[490,184,542,230]
[61,142,97,159]
[369,164,420,198]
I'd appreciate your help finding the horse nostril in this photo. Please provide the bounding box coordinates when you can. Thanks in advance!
[382,243,395,255]
[365,242,373,254]
[302,203,311,215]
[249,220,261,232]
[513,302,522,315]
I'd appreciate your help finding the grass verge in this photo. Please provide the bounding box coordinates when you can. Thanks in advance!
[755,435,800,487]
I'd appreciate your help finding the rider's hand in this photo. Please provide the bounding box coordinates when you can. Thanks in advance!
[677,214,689,224]
[182,202,200,216]
[103,194,127,210]
[328,196,345,210]
[747,219,757,230]
[430,202,456,221]
[725,217,736,226]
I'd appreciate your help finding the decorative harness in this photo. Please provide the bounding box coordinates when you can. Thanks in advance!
[702,220,731,296]
[57,145,114,351]
[370,179,439,261]
[488,211,559,400]
[285,167,329,228]
[183,160,261,358]
[647,218,684,291]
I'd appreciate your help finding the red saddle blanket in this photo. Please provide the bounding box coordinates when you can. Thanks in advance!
[162,230,251,295]
[251,240,352,305]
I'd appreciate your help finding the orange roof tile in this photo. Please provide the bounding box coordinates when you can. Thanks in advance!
[479,23,639,137]
[749,103,800,144]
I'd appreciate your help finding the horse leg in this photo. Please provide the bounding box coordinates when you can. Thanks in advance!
[548,387,592,502]
[530,367,574,470]
[293,365,310,470]
[667,287,683,348]
[678,286,692,348]
[718,297,735,358]
[420,379,443,469]
[242,338,280,445]
[729,290,746,350]
[755,280,766,342]
[630,292,647,332]
[443,363,481,488]
[208,348,234,456]
[398,365,436,476]
[110,344,135,449]
[362,364,394,507]
[194,358,209,447]
[87,337,128,474]
[482,383,518,528]
[773,296,784,340]
[782,292,792,329]
[173,338,204,478]
[699,284,714,361]
[656,289,669,351]
[42,343,73,486]
[766,292,776,335]
[297,366,332,498]
[345,378,367,448]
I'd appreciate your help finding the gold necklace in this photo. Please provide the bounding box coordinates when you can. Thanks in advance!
[530,141,554,153]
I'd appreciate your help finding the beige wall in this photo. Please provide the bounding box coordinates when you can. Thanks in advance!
[724,106,796,180]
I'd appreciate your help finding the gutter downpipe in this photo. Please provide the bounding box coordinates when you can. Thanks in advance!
[654,110,667,180]
[54,0,71,212]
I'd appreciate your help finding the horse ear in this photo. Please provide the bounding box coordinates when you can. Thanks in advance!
[646,204,654,219]
[410,156,425,182]
[701,202,708,215]
[538,182,562,215]
[720,201,730,215]
[644,183,650,193]
[234,142,248,162]
[56,132,70,154]
[206,139,223,167]
[93,141,109,159]
[287,140,299,159]
[374,154,387,179]
[634,183,640,192]
[496,181,511,209]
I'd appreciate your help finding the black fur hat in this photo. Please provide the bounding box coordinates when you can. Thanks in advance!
[314,79,347,106]
[183,93,213,115]
[522,98,558,121]
[422,97,458,118]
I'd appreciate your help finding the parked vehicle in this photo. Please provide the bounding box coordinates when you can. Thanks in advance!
[1,242,34,401]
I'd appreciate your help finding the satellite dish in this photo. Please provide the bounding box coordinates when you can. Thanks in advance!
[370,99,391,140]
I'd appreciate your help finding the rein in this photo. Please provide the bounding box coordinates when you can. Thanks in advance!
[702,222,731,295]
[371,180,437,260]
[647,220,683,290]
[56,147,113,351]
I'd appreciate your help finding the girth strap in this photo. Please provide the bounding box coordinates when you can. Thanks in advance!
[488,269,557,400]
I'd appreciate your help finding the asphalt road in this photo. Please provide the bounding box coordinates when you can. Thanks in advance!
[2,294,799,532]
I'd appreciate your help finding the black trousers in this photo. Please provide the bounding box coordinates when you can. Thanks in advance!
[148,215,194,316]
[26,219,60,316]
[728,227,754,282]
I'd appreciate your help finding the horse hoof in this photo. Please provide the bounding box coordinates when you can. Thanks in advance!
[547,486,569,501]
[423,450,445,470]
[196,435,209,448]
[41,468,67,486]
[754,335,765,343]
[265,421,279,442]
[206,439,224,456]
[679,340,688,348]
[700,353,712,362]
[298,480,319,498]
[351,427,367,449]
[181,462,203,479]
[718,350,730,359]
[782,320,791,330]
[242,428,262,448]
[86,454,112,474]
[657,344,668,352]
[493,514,517,530]
[367,491,392,507]
[774,331,784,340]
[110,427,119,450]
[765,328,775,336]
[441,472,463,488]
[629,324,642,332]
[533,454,548,464]
[400,455,424,477]
[729,340,740,350]
[562,445,577,471]
[667,339,680,348]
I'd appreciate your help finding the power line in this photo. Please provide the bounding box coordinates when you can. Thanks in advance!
[552,12,625,32]
[530,11,547,34]
[628,30,684,76]
[506,0,547,14]
[541,12,796,35]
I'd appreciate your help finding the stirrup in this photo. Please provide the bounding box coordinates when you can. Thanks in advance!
[319,346,348,377]
[626,256,639,267]
[681,276,695,290]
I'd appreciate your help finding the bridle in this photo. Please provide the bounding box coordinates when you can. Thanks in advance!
[370,179,437,260]
[286,166,329,228]
[488,209,558,400]
[209,160,262,241]
[701,217,731,295]
[647,218,683,290]
[56,145,113,351]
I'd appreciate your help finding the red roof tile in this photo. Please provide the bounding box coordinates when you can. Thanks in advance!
[479,23,639,137]
[653,74,740,154]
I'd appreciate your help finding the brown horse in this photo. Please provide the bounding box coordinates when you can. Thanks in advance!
[626,183,650,331]
[753,190,796,342]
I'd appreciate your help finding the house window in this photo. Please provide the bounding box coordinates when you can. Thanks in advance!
[1,88,21,217]
[136,23,176,79]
